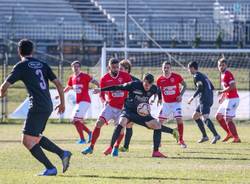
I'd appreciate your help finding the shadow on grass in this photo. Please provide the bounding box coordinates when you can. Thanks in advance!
[185,151,250,156]
[169,156,250,161]
[59,174,221,182]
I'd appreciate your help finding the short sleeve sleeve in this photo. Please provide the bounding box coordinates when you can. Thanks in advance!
[46,65,57,81]
[86,74,93,83]
[178,74,184,83]
[225,71,235,85]
[67,76,73,87]
[6,64,22,84]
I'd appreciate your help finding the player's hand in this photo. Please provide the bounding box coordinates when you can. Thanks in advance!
[55,103,65,114]
[176,95,182,102]
[55,95,59,100]
[218,97,224,104]
[93,88,101,94]
[217,90,223,96]
[187,97,194,104]
[150,99,155,105]
[157,99,162,106]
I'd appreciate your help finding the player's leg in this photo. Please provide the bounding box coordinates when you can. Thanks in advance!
[192,106,208,143]
[72,104,86,144]
[225,98,241,143]
[202,114,220,144]
[120,122,133,152]
[79,102,92,143]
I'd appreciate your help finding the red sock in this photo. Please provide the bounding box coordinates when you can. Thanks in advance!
[216,116,231,135]
[74,121,84,140]
[91,126,101,148]
[227,121,239,139]
[177,123,184,142]
[115,133,124,148]
[81,121,91,134]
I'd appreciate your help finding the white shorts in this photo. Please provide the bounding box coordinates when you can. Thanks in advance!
[99,104,122,126]
[159,102,182,120]
[72,101,90,120]
[216,98,239,118]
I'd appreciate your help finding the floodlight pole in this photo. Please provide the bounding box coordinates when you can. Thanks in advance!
[124,0,128,59]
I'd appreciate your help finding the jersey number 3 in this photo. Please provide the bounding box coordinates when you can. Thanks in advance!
[36,69,47,90]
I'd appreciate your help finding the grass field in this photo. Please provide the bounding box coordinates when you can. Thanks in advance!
[0,121,250,184]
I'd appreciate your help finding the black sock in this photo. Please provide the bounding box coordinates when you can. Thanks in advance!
[161,125,173,134]
[153,129,161,151]
[110,124,123,148]
[195,119,207,137]
[39,136,64,158]
[124,128,133,149]
[205,119,218,136]
[30,144,55,169]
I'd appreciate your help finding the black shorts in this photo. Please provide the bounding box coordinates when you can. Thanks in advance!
[196,103,212,115]
[23,111,52,136]
[120,109,154,128]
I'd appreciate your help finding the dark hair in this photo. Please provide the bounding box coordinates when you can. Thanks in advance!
[188,61,198,70]
[218,57,227,65]
[71,60,81,67]
[119,59,132,73]
[163,61,171,66]
[18,39,34,56]
[143,73,154,84]
[108,58,119,66]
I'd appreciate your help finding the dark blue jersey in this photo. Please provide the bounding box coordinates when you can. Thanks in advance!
[101,81,161,113]
[6,57,57,112]
[192,72,214,104]
[131,75,140,82]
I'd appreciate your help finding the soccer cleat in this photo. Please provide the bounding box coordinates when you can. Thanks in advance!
[211,135,221,144]
[61,151,72,173]
[172,128,179,142]
[232,137,241,143]
[112,147,119,157]
[119,146,129,152]
[178,140,187,148]
[82,146,93,155]
[87,132,92,143]
[152,151,167,158]
[197,136,209,143]
[222,134,233,142]
[76,139,86,144]
[103,146,112,156]
[37,168,57,176]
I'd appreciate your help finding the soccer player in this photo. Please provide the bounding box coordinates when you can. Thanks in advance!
[215,58,241,143]
[94,73,176,158]
[63,60,99,144]
[0,39,71,176]
[82,58,132,155]
[157,61,187,148]
[187,61,221,144]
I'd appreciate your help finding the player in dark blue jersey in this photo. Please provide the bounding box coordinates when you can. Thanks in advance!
[0,39,72,176]
[94,73,176,158]
[187,61,220,144]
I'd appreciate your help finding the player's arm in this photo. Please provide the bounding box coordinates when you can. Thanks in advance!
[180,80,187,96]
[90,78,100,88]
[218,82,236,95]
[93,82,133,94]
[156,87,162,106]
[0,81,11,97]
[188,78,203,104]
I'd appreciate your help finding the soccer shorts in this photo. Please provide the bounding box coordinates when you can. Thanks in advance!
[23,111,52,136]
[159,102,182,120]
[121,109,154,128]
[196,102,212,115]
[99,104,122,126]
[216,97,239,118]
[72,101,90,121]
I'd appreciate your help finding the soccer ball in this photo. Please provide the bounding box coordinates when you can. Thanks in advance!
[137,103,151,117]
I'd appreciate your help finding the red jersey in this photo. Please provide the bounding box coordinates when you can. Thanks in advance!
[67,72,92,103]
[221,70,239,98]
[100,71,132,109]
[157,73,184,103]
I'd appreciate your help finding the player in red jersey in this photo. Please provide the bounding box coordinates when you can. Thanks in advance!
[216,58,241,143]
[157,62,187,148]
[62,61,99,144]
[82,58,132,155]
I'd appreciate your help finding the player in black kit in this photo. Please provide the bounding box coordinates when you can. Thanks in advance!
[94,73,176,158]
[187,61,220,144]
[0,39,72,176]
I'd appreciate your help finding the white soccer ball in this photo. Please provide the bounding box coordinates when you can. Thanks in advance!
[137,103,151,117]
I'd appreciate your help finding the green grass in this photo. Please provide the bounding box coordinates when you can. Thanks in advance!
[0,121,250,184]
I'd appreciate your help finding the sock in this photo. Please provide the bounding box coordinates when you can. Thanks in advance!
[124,128,133,149]
[227,121,239,139]
[110,125,123,148]
[205,119,219,136]
[90,126,101,149]
[216,116,231,134]
[81,121,91,134]
[39,136,64,158]
[177,123,184,142]
[115,133,124,148]
[153,129,161,151]
[30,144,55,169]
[74,121,84,140]
[195,119,207,137]
[161,125,173,134]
